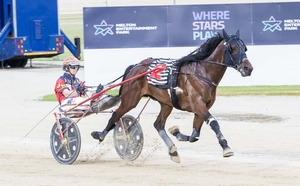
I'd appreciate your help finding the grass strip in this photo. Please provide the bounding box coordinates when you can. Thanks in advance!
[40,85,300,101]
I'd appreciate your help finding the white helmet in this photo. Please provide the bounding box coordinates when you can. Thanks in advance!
[62,56,80,71]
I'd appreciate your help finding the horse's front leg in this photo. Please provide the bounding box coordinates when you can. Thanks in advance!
[206,114,234,157]
[168,113,203,143]
[155,103,180,163]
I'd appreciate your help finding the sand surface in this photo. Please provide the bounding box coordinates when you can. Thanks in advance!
[0,66,299,185]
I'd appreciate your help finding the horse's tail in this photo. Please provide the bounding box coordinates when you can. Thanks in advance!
[118,64,136,95]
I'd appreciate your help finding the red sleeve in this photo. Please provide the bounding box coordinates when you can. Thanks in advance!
[54,78,68,104]
[54,78,68,93]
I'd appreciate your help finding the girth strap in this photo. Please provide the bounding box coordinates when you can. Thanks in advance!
[169,66,183,110]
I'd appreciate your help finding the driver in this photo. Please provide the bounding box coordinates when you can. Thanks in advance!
[54,56,119,113]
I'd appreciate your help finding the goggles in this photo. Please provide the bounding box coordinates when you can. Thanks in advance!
[69,65,80,69]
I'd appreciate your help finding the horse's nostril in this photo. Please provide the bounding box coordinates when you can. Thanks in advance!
[243,66,253,75]
[244,66,250,72]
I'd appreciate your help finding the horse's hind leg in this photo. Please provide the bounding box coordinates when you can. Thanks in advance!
[206,114,234,157]
[91,91,141,142]
[169,113,203,142]
[155,103,180,163]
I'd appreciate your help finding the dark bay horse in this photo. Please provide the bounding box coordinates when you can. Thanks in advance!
[91,29,253,163]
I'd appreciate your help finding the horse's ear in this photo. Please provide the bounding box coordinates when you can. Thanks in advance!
[235,29,240,38]
[222,29,230,41]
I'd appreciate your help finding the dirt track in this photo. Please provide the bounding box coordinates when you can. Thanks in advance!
[0,66,299,185]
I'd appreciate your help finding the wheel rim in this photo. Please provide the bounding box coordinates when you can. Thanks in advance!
[50,118,81,165]
[113,115,144,161]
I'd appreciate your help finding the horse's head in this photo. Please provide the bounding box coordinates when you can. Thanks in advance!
[222,29,253,77]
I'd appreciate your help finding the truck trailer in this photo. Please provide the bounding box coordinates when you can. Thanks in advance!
[0,0,80,68]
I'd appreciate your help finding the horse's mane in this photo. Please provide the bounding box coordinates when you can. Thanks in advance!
[176,33,223,67]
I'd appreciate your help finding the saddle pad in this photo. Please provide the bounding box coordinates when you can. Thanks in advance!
[146,58,176,88]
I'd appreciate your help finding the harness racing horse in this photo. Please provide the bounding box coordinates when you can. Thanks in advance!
[91,29,253,163]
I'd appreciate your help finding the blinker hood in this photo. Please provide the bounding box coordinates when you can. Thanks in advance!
[221,29,248,69]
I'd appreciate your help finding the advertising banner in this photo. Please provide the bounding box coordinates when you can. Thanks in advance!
[83,2,300,49]
[168,4,252,47]
[252,2,300,45]
[83,6,168,49]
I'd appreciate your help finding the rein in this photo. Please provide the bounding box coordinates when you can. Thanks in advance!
[104,63,149,87]
[177,72,218,87]
[104,74,124,86]
[175,60,228,87]
[204,60,228,67]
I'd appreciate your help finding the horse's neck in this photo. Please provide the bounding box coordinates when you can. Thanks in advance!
[199,43,227,85]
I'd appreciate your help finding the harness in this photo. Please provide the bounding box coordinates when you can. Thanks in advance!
[169,64,182,110]
[222,36,248,70]
[115,34,248,110]
[169,34,248,110]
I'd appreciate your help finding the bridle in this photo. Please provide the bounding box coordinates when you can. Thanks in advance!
[222,36,248,70]
[178,35,248,87]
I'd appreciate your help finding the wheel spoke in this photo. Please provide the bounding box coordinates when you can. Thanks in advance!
[113,115,144,161]
[64,144,72,158]
[55,143,64,155]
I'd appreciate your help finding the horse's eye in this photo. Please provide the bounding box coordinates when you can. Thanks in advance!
[230,45,238,54]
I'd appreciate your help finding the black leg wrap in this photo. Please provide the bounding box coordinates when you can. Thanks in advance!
[169,127,189,141]
[189,128,199,142]
[106,112,117,131]
[99,130,109,141]
[159,130,174,149]
[208,119,230,149]
[172,131,179,136]
[219,139,229,149]
[217,133,229,149]
[176,133,189,142]
[91,129,109,142]
[159,130,181,163]
[209,120,220,134]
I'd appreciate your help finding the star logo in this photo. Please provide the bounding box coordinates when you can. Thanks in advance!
[262,16,282,32]
[94,20,114,36]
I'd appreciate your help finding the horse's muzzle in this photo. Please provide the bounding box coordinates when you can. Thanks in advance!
[239,60,253,77]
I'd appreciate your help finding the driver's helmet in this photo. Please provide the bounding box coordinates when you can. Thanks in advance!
[62,56,80,71]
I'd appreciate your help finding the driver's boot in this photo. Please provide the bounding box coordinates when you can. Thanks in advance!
[91,95,121,113]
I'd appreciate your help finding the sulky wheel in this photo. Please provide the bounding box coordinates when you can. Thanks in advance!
[113,115,144,161]
[50,118,81,165]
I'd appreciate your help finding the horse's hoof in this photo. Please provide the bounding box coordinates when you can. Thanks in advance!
[168,126,179,136]
[169,145,180,163]
[91,131,105,143]
[171,155,180,163]
[223,147,234,157]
